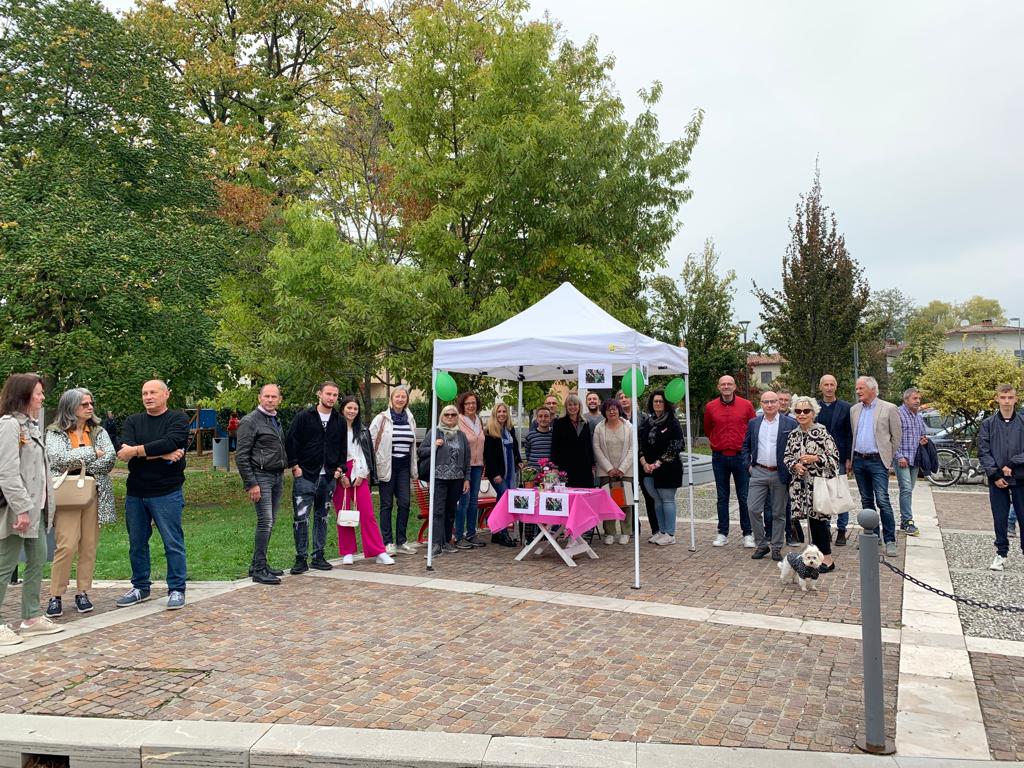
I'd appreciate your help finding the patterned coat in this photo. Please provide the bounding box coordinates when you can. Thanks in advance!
[46,426,117,523]
[784,423,840,521]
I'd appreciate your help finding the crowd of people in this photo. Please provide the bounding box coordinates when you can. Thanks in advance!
[1,369,1021,645]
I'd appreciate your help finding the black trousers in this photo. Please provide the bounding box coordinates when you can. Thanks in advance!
[805,517,832,556]
[430,478,462,546]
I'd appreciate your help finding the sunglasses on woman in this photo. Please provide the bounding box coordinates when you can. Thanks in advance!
[792,408,814,415]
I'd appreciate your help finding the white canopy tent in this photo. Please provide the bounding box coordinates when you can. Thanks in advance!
[425,282,696,588]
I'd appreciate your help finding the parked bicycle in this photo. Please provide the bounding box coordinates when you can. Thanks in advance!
[926,439,986,487]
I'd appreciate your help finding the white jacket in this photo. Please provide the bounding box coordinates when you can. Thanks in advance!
[369,409,418,483]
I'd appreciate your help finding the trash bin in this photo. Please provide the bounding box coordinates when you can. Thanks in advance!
[212,437,230,470]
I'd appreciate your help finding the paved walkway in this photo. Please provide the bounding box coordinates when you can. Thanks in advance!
[1,482,1023,766]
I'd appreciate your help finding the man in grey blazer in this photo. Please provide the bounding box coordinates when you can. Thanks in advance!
[850,376,902,556]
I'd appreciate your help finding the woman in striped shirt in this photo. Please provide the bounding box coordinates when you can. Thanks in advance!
[370,387,419,556]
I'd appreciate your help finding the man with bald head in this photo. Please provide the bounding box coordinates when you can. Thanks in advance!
[704,375,756,547]
[817,374,853,545]
[115,380,191,610]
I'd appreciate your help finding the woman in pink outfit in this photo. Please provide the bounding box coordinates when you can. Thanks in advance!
[333,396,394,566]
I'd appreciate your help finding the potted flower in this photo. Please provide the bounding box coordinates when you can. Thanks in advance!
[538,458,561,490]
[519,465,539,488]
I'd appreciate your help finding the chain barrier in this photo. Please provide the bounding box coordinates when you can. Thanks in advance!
[879,556,1024,614]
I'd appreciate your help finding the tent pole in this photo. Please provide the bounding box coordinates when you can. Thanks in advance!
[631,367,641,590]
[684,373,697,552]
[426,370,439,571]
[517,380,524,453]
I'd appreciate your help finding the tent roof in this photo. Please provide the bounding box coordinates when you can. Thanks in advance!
[432,282,688,381]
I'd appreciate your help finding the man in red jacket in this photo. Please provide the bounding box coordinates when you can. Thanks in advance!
[704,375,756,548]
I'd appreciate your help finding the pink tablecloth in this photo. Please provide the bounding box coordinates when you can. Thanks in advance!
[488,488,625,538]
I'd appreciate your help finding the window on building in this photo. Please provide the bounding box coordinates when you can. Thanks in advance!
[760,371,773,384]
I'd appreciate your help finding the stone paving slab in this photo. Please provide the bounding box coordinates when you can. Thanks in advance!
[933,491,995,531]
[0,577,898,753]
[1,584,126,627]
[370,528,905,628]
[970,652,1024,762]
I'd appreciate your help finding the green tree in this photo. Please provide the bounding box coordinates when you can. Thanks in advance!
[918,350,1023,430]
[753,166,869,395]
[890,314,945,394]
[864,288,916,343]
[958,295,1006,326]
[647,239,744,425]
[0,0,228,413]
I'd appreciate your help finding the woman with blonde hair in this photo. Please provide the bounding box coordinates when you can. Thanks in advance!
[369,386,418,556]
[551,392,594,488]
[483,402,523,499]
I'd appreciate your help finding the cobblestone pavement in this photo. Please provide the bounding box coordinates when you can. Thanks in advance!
[371,526,906,628]
[933,490,994,530]
[971,652,1024,761]
[1,585,125,627]
[941,527,1024,641]
[0,577,898,752]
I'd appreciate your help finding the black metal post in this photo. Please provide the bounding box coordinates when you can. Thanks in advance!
[856,508,895,754]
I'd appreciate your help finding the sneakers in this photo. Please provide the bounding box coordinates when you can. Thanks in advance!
[115,588,150,608]
[0,624,22,646]
[647,533,661,543]
[310,556,333,571]
[834,530,847,547]
[426,544,443,559]
[455,538,474,550]
[751,545,770,560]
[19,616,64,636]
[166,591,185,610]
[397,542,418,555]
[654,534,676,546]
[385,543,398,556]
[712,534,728,547]
[884,541,898,557]
[341,554,354,565]
[742,534,756,549]
[46,596,62,618]
[464,535,486,549]
[375,553,395,565]
[617,534,630,545]
[990,555,1007,571]
[290,557,309,575]
[603,535,615,546]
[74,593,94,613]
[901,521,920,536]
[441,542,459,554]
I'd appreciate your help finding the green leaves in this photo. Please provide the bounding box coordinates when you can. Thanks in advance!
[919,351,1023,427]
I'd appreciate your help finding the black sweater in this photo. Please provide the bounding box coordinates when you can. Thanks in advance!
[121,410,190,498]
[550,416,594,488]
[483,427,522,483]
[285,407,343,478]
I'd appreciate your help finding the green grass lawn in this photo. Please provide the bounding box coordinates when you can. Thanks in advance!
[59,470,425,582]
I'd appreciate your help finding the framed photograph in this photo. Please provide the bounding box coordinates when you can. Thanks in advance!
[540,492,570,517]
[509,489,536,516]
[579,364,612,389]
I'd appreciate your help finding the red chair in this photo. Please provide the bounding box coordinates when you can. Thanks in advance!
[414,479,499,543]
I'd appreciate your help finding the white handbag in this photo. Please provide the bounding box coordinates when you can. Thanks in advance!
[335,488,359,527]
[813,474,856,517]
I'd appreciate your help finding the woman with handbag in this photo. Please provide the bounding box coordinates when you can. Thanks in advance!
[334,396,393,566]
[45,388,116,616]
[784,394,840,572]
[593,398,633,545]
[0,373,63,644]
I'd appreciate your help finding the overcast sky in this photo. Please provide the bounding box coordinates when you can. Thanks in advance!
[527,1,1024,333]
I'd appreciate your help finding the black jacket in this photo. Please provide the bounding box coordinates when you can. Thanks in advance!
[235,408,288,489]
[483,427,522,483]
[816,399,853,465]
[978,410,1024,483]
[639,414,684,488]
[915,439,939,478]
[285,407,343,479]
[550,416,594,488]
[339,420,378,485]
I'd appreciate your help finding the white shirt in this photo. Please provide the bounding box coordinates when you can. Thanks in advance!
[347,429,369,480]
[318,410,331,474]
[757,415,779,466]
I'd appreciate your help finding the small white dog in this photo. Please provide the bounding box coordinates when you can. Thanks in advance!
[778,545,824,592]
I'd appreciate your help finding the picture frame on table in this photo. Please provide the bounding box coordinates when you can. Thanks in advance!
[510,489,536,515]
[579,364,612,389]
[540,492,570,517]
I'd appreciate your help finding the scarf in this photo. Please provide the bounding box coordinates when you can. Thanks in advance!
[646,411,670,446]
[438,421,460,438]
[391,408,409,426]
[460,414,482,434]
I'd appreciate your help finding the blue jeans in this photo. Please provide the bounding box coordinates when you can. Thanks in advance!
[835,472,851,531]
[711,453,751,536]
[455,466,483,540]
[125,489,187,594]
[292,473,334,560]
[251,470,283,571]
[990,484,1024,557]
[894,464,916,525]
[853,457,896,543]
[643,478,678,536]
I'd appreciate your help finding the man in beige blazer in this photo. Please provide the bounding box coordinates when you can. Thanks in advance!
[850,376,902,556]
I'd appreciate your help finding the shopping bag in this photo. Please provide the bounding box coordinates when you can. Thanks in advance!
[601,478,633,507]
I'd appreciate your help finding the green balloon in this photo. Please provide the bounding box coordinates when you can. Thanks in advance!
[435,371,458,402]
[621,366,645,398]
[665,377,686,403]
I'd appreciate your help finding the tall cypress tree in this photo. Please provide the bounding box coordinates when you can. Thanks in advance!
[753,166,869,395]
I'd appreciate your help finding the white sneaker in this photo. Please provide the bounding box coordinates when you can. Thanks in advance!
[0,624,23,646]
[647,533,661,543]
[385,543,397,556]
[656,535,676,546]
[341,554,354,565]
[618,534,630,545]
[712,534,728,547]
[397,543,418,555]
[376,553,395,565]
[990,555,1006,572]
[18,616,63,636]
[742,534,756,548]
[603,535,615,546]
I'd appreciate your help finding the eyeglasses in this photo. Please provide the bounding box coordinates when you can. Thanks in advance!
[81,402,94,408]
[442,412,458,417]
[792,408,814,415]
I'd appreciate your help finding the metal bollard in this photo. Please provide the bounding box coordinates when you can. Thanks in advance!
[856,508,895,754]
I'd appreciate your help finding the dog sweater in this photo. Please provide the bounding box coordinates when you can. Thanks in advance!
[785,551,819,580]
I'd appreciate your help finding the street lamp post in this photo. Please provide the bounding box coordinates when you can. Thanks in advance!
[1012,317,1022,365]
[739,320,751,399]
